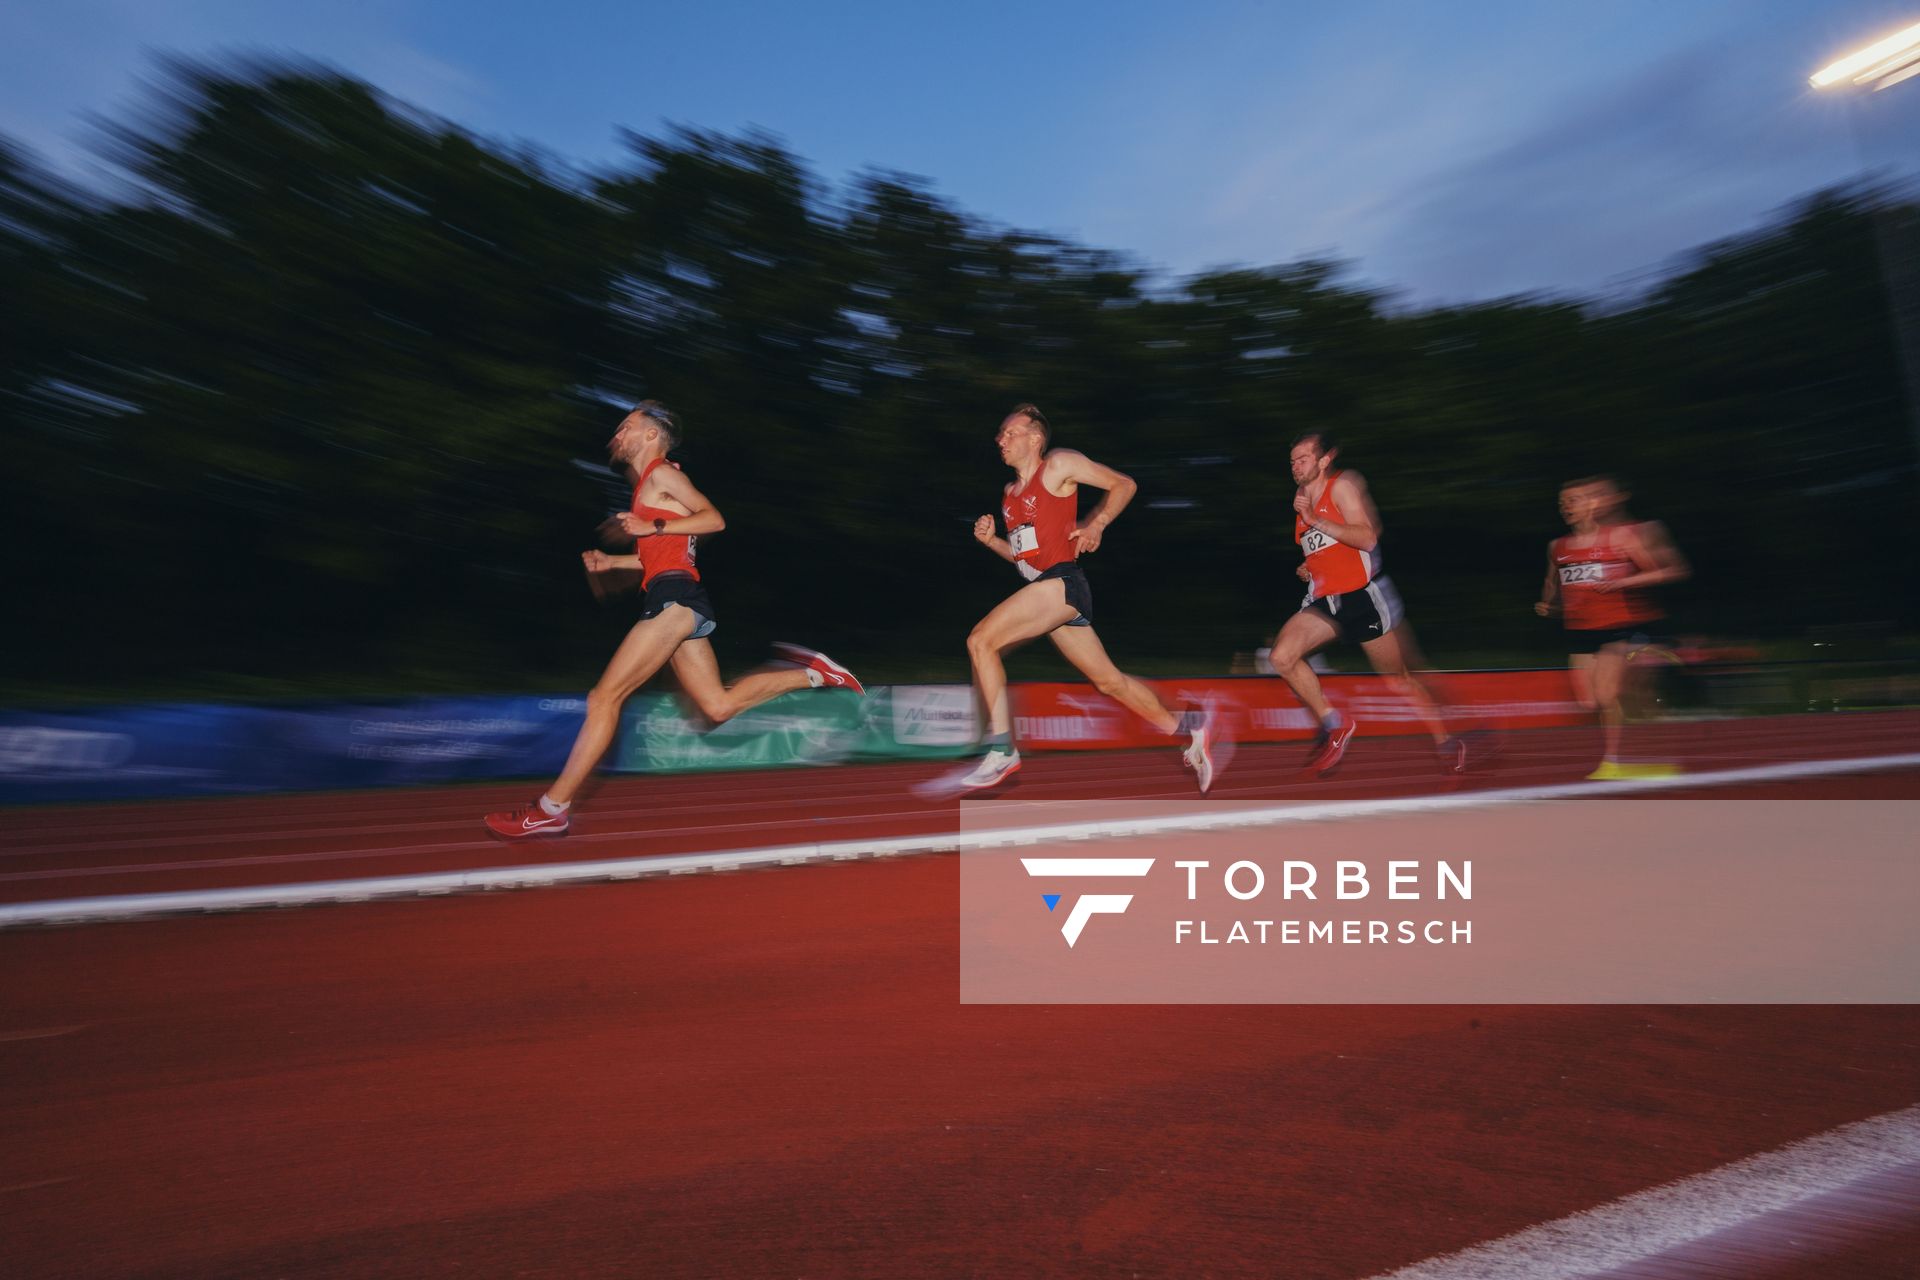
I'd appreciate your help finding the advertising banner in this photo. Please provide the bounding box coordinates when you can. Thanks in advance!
[0,696,585,804]
[1,670,1580,803]
[1008,670,1586,751]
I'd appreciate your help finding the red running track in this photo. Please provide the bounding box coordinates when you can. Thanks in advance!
[0,711,1916,1277]
[2,710,1917,904]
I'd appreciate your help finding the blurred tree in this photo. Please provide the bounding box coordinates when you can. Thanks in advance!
[3,61,1914,697]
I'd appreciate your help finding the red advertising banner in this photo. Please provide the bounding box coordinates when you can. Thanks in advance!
[1007,670,1586,751]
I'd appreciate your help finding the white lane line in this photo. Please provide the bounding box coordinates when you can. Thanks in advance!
[0,1025,87,1042]
[1362,1106,1920,1280]
[2,751,1918,929]
[8,709,1911,854]
[0,1175,79,1195]
[0,762,1605,878]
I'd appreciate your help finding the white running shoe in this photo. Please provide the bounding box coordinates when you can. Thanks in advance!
[958,747,1021,791]
[1179,697,1234,795]
[1182,724,1214,794]
[913,746,1023,798]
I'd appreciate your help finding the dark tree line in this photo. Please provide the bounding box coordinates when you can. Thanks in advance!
[4,61,1915,696]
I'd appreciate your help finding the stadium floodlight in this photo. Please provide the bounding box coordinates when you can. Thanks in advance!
[1810,19,1920,89]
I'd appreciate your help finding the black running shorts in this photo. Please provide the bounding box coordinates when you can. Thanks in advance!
[641,571,717,639]
[1299,574,1404,644]
[1033,561,1093,627]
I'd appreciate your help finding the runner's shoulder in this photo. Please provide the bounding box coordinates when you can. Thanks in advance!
[1041,448,1088,488]
[1629,517,1671,542]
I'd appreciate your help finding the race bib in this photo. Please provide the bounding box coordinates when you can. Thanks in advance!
[1559,562,1605,586]
[1008,523,1038,557]
[1300,527,1335,556]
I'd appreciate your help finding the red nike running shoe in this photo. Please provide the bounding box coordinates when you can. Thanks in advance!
[484,804,571,840]
[772,642,866,695]
[1303,720,1356,778]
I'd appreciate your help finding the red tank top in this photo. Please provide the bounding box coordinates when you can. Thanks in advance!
[1294,471,1378,599]
[630,457,699,588]
[1001,464,1078,577]
[1553,524,1660,630]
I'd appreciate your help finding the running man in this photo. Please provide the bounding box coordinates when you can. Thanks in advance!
[1536,475,1690,780]
[943,403,1217,792]
[1269,431,1458,777]
[484,402,862,838]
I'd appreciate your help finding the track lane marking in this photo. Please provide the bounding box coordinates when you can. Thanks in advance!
[1363,1106,1920,1280]
[3,750,1917,928]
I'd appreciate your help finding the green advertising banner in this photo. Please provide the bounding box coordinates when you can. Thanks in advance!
[607,684,978,774]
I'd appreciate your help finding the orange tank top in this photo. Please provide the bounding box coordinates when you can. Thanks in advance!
[1001,464,1078,577]
[630,457,700,588]
[1553,524,1660,631]
[1294,470,1378,599]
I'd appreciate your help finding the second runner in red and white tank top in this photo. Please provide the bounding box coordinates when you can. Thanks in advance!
[1001,465,1078,580]
[630,457,699,588]
[1552,523,1660,631]
[1295,470,1378,600]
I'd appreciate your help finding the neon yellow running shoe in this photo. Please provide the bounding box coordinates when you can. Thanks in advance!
[1587,760,1682,781]
[1614,762,1682,779]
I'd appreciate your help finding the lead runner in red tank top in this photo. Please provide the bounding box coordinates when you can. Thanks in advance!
[1271,431,1459,778]
[482,401,864,840]
[1535,474,1689,780]
[924,403,1224,795]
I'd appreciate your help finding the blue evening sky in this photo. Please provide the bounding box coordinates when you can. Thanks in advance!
[2,0,1914,303]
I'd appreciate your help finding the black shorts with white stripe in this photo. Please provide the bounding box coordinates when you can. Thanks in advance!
[1299,574,1404,644]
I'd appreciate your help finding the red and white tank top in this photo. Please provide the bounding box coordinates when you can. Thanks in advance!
[1001,464,1078,579]
[1294,470,1378,599]
[630,457,699,588]
[1552,523,1660,631]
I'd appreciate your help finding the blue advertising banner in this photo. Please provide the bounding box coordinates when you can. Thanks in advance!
[0,703,269,804]
[257,696,587,792]
[0,688,977,805]
[0,696,589,805]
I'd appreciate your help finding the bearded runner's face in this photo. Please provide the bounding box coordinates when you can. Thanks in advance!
[608,414,650,465]
[1289,440,1328,488]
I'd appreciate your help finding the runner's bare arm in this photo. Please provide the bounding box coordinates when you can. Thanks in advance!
[1293,471,1380,552]
[973,514,1020,563]
[582,550,641,572]
[1049,449,1136,554]
[617,466,727,538]
[1536,546,1560,617]
[1600,521,1689,593]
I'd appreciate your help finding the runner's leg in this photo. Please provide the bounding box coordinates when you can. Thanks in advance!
[967,579,1079,738]
[1270,610,1340,721]
[1569,652,1597,710]
[546,607,698,805]
[669,639,810,724]
[1047,625,1180,734]
[1361,624,1450,745]
[1591,643,1629,762]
